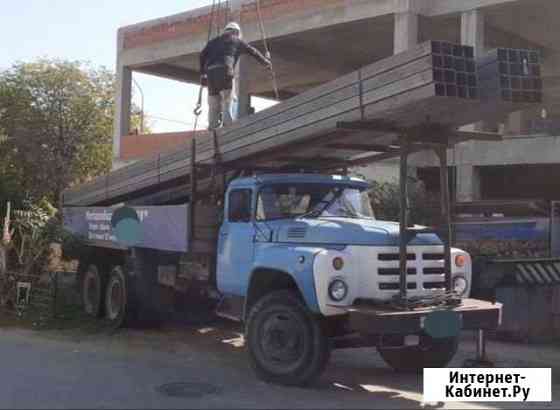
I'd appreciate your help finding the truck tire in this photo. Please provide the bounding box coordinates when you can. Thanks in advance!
[104,266,128,328]
[82,264,104,317]
[246,290,330,386]
[377,335,459,372]
[128,249,163,326]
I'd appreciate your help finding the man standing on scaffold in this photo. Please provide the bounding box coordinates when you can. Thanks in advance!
[200,22,272,130]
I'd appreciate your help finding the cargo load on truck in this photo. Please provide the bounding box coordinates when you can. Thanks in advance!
[63,43,541,207]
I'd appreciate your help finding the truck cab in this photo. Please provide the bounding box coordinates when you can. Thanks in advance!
[215,173,479,385]
[217,173,471,318]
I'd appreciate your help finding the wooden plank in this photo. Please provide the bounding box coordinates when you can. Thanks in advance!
[193,204,220,227]
[190,239,218,254]
[193,227,220,240]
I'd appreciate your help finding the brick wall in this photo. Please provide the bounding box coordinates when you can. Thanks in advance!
[122,0,343,50]
[120,131,209,161]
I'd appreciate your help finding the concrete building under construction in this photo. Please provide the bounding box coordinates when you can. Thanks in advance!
[113,0,560,203]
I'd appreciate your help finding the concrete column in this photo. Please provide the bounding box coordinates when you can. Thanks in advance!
[113,29,132,162]
[113,65,132,160]
[393,11,420,182]
[394,11,419,54]
[461,9,485,58]
[235,56,252,118]
[461,9,486,132]
[231,0,251,119]
[506,109,539,135]
[456,165,481,202]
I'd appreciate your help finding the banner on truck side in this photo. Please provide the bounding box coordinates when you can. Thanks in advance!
[424,368,551,402]
[63,205,189,252]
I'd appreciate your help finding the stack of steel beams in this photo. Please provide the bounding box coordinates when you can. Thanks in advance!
[63,42,541,207]
[478,48,542,104]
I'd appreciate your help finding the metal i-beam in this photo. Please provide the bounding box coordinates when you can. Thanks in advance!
[327,143,399,152]
[399,139,410,300]
[436,146,453,293]
[188,138,197,252]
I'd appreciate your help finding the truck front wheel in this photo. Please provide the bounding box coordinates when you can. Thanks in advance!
[377,334,459,372]
[105,266,128,328]
[246,290,330,386]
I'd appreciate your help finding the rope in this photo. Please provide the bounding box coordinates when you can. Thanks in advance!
[225,0,230,28]
[216,0,226,34]
[193,0,219,127]
[255,0,280,100]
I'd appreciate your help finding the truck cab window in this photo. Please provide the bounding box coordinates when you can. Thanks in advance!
[228,189,252,222]
[256,183,374,220]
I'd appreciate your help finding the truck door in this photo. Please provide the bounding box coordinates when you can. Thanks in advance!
[217,188,255,295]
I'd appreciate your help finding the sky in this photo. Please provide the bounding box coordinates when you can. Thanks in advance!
[0,0,274,132]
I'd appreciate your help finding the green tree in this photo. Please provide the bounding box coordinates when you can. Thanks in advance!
[0,59,115,206]
[367,179,437,226]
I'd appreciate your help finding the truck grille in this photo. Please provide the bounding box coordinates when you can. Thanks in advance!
[376,248,446,292]
[287,227,307,239]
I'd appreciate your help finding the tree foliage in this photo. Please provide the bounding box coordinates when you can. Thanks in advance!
[0,59,114,205]
[5,198,76,277]
[367,179,438,226]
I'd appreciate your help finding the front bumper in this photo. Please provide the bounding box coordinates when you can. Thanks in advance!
[338,298,502,335]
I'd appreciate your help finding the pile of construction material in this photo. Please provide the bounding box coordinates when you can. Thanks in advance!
[64,41,541,207]
[478,47,542,104]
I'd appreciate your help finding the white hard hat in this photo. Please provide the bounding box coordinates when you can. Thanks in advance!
[224,22,242,36]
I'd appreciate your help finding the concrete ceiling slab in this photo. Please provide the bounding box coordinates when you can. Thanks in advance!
[126,0,560,100]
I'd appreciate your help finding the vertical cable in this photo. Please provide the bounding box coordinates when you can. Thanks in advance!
[255,0,280,100]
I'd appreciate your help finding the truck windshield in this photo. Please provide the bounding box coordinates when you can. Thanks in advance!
[256,184,374,221]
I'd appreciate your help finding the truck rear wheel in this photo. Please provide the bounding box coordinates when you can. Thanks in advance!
[377,334,459,372]
[105,266,128,328]
[82,265,104,317]
[246,290,330,386]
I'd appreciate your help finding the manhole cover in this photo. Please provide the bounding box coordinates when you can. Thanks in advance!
[156,382,220,398]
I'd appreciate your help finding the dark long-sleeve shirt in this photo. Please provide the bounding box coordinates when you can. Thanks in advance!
[200,34,269,77]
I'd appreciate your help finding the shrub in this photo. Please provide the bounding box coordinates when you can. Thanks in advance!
[367,179,438,226]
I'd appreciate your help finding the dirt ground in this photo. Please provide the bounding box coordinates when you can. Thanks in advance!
[0,310,558,409]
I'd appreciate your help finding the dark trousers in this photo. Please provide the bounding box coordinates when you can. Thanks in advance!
[207,65,235,129]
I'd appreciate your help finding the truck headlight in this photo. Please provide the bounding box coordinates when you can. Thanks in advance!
[453,276,468,296]
[328,279,348,301]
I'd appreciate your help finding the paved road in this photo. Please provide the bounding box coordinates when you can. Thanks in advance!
[0,321,558,409]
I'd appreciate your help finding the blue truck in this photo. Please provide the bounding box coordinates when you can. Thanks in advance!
[61,39,527,385]
[64,171,501,385]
